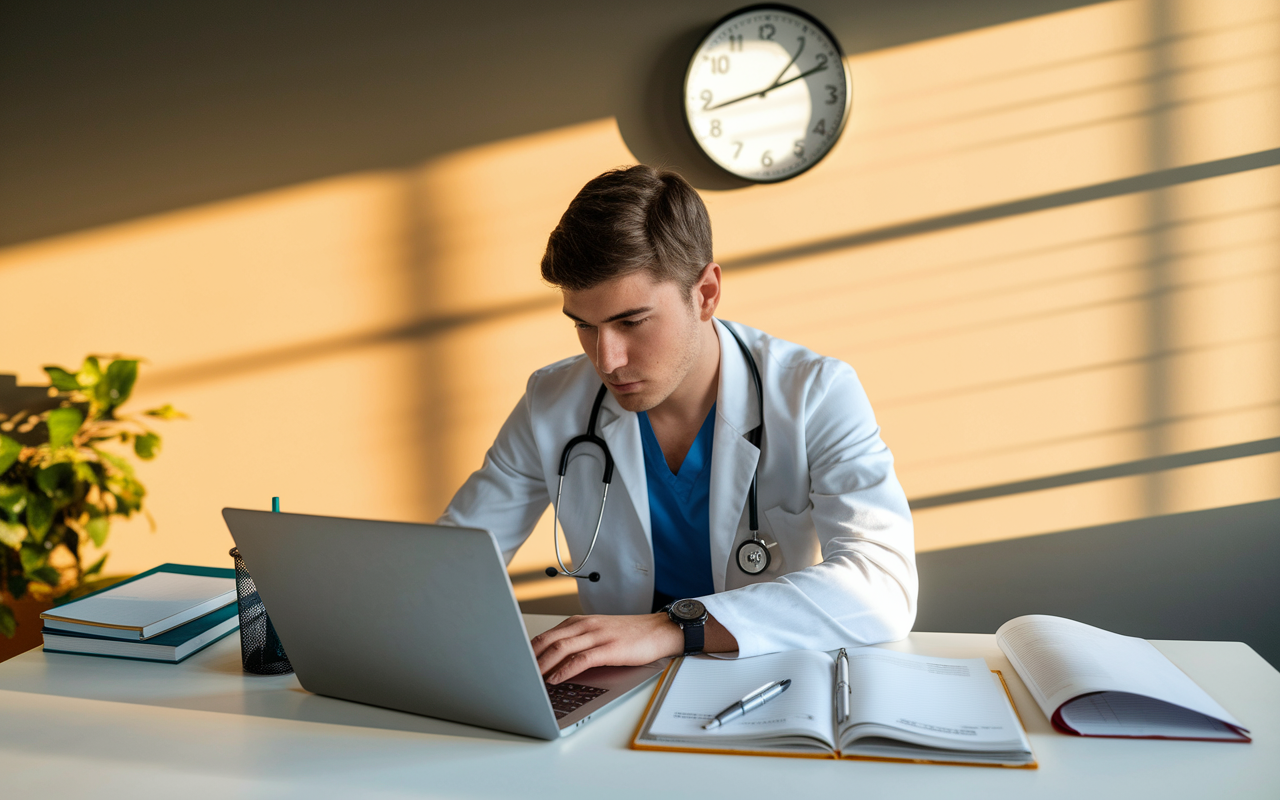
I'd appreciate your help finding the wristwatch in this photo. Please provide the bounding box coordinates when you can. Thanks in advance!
[665,598,709,656]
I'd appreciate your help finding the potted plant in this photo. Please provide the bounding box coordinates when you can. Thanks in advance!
[0,355,184,652]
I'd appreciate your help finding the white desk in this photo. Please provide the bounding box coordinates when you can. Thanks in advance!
[2,616,1277,799]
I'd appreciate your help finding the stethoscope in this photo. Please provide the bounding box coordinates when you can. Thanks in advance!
[544,321,777,583]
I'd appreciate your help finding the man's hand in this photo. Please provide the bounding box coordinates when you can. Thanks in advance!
[531,612,740,684]
[532,613,682,684]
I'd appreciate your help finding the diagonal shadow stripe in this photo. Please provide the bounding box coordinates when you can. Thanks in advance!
[725,147,1280,271]
[144,148,1280,392]
[144,294,559,391]
[909,436,1280,510]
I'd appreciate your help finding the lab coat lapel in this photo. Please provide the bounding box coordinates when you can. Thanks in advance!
[598,393,651,550]
[708,319,761,593]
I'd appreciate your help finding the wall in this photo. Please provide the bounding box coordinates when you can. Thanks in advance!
[2,1,1277,659]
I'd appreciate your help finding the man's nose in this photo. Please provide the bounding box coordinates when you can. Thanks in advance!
[596,328,627,375]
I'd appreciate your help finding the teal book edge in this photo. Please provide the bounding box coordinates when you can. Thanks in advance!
[44,603,239,645]
[53,562,236,610]
[42,627,239,665]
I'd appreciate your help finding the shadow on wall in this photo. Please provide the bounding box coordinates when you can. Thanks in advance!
[916,498,1280,669]
[0,0,1112,246]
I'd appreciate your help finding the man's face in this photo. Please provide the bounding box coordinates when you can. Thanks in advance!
[561,271,702,413]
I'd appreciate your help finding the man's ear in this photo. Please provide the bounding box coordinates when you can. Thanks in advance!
[692,262,722,321]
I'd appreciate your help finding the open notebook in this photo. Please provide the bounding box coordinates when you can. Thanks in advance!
[632,648,1036,768]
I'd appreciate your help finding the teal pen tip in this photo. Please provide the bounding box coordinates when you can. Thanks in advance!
[272,497,280,513]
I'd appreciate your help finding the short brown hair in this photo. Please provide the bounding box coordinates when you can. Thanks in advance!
[541,165,713,294]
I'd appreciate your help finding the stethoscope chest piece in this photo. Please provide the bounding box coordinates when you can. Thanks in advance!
[736,534,778,575]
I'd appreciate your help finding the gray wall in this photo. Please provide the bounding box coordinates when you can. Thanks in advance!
[917,499,1280,668]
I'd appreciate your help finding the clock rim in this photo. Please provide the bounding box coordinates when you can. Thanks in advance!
[682,2,853,184]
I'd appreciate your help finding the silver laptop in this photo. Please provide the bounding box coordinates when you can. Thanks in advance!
[221,508,666,740]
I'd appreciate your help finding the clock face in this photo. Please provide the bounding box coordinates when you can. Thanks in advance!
[684,5,852,183]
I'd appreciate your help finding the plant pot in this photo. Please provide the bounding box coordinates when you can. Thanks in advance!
[0,590,53,663]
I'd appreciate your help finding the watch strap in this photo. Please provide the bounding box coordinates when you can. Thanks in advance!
[681,620,705,656]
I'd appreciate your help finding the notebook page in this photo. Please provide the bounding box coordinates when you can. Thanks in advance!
[838,649,1027,750]
[645,650,835,745]
[50,573,235,628]
[996,615,1243,729]
[1060,693,1245,739]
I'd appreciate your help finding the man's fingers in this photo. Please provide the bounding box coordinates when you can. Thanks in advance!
[530,615,594,658]
[536,631,599,677]
[547,645,613,684]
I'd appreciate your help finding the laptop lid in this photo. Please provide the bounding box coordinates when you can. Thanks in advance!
[222,509,566,739]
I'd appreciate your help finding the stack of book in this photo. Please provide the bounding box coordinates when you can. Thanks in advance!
[40,564,239,664]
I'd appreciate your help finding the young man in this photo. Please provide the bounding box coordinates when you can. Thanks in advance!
[438,166,916,684]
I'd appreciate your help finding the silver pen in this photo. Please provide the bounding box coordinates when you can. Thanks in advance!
[835,648,850,724]
[703,679,792,729]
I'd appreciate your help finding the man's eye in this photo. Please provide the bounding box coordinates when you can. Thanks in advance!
[621,318,646,328]
[574,322,593,330]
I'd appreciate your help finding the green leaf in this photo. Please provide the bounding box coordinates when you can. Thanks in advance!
[0,434,21,476]
[0,483,25,518]
[0,520,26,550]
[83,553,108,578]
[35,462,74,498]
[25,492,53,541]
[97,449,137,479]
[0,604,15,639]
[47,407,84,450]
[19,545,45,574]
[143,403,188,420]
[104,359,139,410]
[6,573,28,601]
[43,366,82,392]
[77,356,103,389]
[86,515,110,548]
[30,566,60,586]
[73,460,99,485]
[134,431,160,460]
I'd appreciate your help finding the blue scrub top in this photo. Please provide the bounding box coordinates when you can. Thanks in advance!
[638,404,717,606]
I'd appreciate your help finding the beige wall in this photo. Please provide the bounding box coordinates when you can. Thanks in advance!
[2,0,1277,605]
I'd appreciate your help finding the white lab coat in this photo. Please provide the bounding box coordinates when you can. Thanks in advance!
[438,319,917,658]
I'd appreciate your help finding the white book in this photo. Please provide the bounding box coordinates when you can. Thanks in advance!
[996,615,1250,741]
[632,647,1036,767]
[41,569,236,641]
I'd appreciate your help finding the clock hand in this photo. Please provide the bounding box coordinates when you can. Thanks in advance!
[703,62,829,112]
[764,36,806,98]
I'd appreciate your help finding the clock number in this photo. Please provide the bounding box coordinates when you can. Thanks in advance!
[825,85,838,105]
[700,89,713,111]
[761,150,773,167]
[707,55,730,74]
[793,140,805,157]
[759,23,776,40]
[710,119,722,137]
[813,119,826,136]
[814,53,828,70]
[728,34,744,51]
[732,141,743,159]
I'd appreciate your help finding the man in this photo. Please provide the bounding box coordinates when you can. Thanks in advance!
[439,165,916,685]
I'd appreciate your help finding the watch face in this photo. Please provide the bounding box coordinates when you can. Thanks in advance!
[671,598,707,621]
[683,4,852,183]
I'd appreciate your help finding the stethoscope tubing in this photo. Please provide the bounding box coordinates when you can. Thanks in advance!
[548,319,766,583]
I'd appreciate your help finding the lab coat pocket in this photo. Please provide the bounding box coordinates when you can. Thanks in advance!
[761,505,821,578]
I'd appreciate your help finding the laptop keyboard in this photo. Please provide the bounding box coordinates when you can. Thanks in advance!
[545,681,609,719]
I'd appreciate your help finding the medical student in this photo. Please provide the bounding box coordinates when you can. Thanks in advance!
[438,165,917,684]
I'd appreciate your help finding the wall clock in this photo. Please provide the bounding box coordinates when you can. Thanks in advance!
[683,4,852,183]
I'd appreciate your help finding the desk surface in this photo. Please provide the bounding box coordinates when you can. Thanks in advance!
[2,616,1277,799]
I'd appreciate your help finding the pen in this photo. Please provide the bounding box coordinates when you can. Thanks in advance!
[703,679,792,729]
[835,648,850,724]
